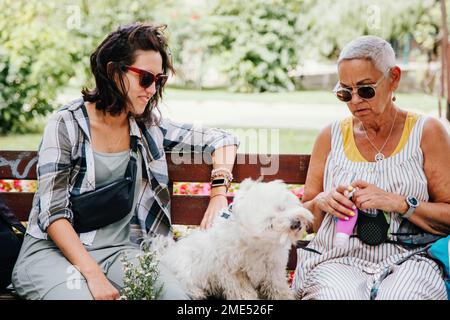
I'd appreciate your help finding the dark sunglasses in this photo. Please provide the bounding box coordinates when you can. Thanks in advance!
[122,65,168,90]
[333,73,386,102]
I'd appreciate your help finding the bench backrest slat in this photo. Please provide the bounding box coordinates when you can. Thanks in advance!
[0,151,38,180]
[0,151,310,183]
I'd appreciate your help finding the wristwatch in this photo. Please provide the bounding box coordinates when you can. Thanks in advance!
[211,177,230,189]
[402,195,419,219]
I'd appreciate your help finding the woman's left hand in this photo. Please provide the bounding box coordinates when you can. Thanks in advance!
[200,194,229,229]
[351,180,407,213]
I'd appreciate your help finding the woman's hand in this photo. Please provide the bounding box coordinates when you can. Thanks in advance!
[200,190,229,229]
[85,271,120,300]
[351,180,407,213]
[314,185,356,220]
[47,219,120,300]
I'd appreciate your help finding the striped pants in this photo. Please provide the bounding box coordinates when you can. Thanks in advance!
[298,259,447,300]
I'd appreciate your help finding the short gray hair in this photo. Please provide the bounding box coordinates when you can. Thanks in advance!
[338,35,396,75]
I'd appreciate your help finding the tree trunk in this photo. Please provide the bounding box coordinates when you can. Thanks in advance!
[441,0,450,120]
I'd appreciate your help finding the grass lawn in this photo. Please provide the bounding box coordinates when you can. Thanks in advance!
[2,88,442,154]
[164,88,442,114]
[0,133,43,151]
[62,86,442,113]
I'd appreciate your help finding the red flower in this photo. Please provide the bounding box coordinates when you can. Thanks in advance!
[287,270,295,287]
[179,184,188,194]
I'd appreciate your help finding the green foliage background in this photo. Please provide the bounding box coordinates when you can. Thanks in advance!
[0,1,76,134]
[0,0,446,133]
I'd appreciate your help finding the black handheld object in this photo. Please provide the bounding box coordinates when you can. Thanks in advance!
[356,208,389,246]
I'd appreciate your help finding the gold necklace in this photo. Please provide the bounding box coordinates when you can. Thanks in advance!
[360,109,398,162]
[91,117,129,152]
[107,131,125,151]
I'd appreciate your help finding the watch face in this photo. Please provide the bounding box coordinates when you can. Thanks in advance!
[408,196,418,207]
[211,178,226,187]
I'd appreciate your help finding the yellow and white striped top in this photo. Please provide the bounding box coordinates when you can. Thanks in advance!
[293,112,446,299]
[341,112,420,162]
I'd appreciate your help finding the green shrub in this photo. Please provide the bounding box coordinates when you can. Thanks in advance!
[206,0,302,93]
[0,0,76,134]
[0,0,161,134]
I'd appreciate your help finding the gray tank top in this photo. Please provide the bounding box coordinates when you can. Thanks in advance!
[93,149,130,186]
[90,148,143,249]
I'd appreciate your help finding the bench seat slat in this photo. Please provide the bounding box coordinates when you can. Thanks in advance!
[0,192,298,271]
[171,195,229,225]
[1,193,223,225]
[1,192,34,221]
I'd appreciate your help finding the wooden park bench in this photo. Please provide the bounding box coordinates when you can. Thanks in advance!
[0,151,310,300]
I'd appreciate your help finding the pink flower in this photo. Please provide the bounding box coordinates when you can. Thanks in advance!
[202,183,210,195]
[287,270,295,287]
[290,186,305,200]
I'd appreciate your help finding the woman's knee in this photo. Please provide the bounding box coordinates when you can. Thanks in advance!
[41,280,93,300]
[376,279,447,300]
[299,264,369,300]
[376,261,447,300]
[11,266,40,300]
[301,284,365,300]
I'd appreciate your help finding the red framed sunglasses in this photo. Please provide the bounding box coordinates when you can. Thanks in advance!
[122,65,168,90]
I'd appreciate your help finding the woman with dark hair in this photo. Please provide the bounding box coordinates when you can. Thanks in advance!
[11,23,239,300]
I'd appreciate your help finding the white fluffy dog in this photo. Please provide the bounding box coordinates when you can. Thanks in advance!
[151,179,314,300]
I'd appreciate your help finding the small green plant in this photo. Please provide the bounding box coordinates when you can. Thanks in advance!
[120,245,163,300]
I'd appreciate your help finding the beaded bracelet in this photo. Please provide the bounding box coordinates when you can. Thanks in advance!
[211,167,233,183]
[210,193,227,200]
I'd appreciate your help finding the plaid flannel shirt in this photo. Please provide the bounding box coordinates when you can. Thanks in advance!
[26,98,239,245]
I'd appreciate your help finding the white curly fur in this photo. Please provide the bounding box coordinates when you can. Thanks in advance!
[151,179,314,300]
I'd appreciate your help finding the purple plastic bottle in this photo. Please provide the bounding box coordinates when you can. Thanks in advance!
[334,187,358,249]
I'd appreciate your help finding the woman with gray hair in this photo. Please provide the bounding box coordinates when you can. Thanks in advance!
[293,35,450,300]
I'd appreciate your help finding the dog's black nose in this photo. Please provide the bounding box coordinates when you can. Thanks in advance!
[290,220,302,230]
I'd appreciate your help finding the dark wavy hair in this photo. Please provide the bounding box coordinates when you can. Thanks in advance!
[81,22,174,123]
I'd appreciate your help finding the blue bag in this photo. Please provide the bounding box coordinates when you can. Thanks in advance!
[427,236,450,299]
